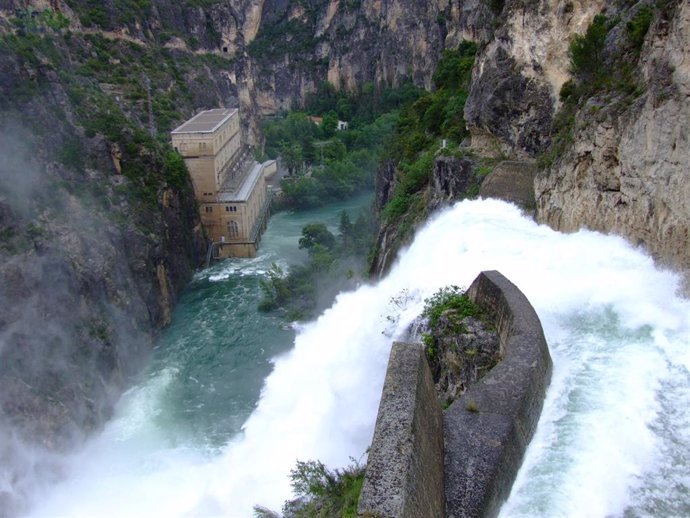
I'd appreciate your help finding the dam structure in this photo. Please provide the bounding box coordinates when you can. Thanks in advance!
[171,108,276,259]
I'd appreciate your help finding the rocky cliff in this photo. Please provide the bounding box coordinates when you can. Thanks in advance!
[0,2,212,508]
[364,0,688,291]
[535,0,690,290]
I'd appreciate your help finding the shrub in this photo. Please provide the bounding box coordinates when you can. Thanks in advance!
[422,285,481,329]
[271,459,365,518]
[626,5,654,51]
[569,14,610,80]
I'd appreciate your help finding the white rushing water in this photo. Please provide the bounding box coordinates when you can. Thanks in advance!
[27,199,689,517]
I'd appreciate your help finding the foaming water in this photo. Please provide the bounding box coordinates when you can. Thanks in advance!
[27,199,689,517]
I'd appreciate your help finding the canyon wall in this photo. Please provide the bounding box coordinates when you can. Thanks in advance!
[536,0,690,289]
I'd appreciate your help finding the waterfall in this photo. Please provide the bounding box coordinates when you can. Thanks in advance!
[26,199,689,517]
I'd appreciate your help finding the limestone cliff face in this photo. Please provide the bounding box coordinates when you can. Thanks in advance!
[536,1,690,288]
[464,0,605,158]
[244,0,453,116]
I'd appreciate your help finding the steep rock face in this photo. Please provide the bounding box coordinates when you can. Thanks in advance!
[246,0,454,114]
[0,0,209,458]
[428,155,478,212]
[536,1,690,289]
[464,0,605,158]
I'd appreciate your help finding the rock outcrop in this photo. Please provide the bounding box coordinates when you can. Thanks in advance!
[370,155,483,276]
[536,0,690,290]
[464,0,605,158]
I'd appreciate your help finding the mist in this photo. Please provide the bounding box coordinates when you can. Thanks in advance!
[0,121,154,516]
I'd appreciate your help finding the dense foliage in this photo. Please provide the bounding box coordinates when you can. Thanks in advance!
[254,459,365,518]
[422,285,482,330]
[381,41,478,222]
[258,210,373,320]
[304,80,423,127]
[262,84,420,210]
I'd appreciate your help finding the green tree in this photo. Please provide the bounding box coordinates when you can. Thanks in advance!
[299,223,336,252]
[321,110,339,138]
[432,41,477,90]
[280,141,303,175]
[569,14,609,80]
[162,150,189,190]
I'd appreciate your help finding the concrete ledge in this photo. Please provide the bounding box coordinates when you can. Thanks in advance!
[479,161,537,211]
[357,342,445,518]
[445,270,552,518]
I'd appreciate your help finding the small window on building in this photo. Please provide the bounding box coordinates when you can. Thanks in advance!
[223,46,228,53]
[205,206,213,213]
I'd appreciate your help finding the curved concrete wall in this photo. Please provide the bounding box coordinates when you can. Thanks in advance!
[445,270,552,518]
[358,270,552,518]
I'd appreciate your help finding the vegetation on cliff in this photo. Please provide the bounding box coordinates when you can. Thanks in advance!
[0,2,221,453]
[255,459,365,518]
[381,41,477,222]
[2,6,233,211]
[540,4,659,168]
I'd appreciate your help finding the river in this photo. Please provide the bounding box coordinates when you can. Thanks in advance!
[27,198,689,517]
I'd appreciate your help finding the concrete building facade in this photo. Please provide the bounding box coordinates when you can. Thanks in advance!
[171,108,273,259]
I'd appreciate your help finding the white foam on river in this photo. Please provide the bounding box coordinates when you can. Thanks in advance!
[25,199,689,517]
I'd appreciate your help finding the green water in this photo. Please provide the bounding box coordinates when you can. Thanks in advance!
[147,193,374,449]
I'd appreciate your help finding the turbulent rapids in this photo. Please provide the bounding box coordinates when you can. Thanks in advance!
[26,199,690,518]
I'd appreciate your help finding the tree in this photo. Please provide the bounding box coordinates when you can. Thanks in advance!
[569,14,609,81]
[280,141,303,175]
[298,223,336,252]
[321,110,339,138]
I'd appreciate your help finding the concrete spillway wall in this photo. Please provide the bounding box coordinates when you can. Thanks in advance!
[358,270,552,518]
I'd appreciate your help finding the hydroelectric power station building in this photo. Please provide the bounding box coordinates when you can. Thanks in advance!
[171,108,275,259]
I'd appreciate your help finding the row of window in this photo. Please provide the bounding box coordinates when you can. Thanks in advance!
[204,205,239,213]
